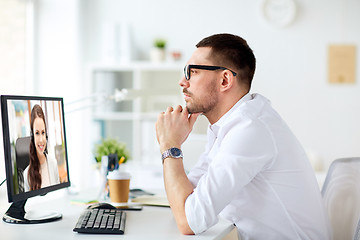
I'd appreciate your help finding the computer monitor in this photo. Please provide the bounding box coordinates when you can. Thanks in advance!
[1,95,70,224]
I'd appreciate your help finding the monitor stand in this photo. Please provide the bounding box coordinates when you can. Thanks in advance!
[3,199,62,224]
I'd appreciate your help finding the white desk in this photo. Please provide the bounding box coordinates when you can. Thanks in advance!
[0,189,235,240]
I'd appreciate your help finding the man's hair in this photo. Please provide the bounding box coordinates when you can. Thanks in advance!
[196,33,256,91]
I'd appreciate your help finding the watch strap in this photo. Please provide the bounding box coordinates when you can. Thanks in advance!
[161,147,183,164]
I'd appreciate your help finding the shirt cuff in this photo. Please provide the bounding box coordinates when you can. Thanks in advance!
[185,193,200,234]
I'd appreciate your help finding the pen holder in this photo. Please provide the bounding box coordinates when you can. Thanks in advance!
[98,155,110,200]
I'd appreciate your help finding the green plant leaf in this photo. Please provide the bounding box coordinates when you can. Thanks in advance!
[154,38,166,48]
[94,138,130,163]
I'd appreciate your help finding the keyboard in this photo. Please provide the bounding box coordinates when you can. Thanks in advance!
[73,208,126,234]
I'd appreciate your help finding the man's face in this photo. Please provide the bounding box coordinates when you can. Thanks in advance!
[179,47,219,114]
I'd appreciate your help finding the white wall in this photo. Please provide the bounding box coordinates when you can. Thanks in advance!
[81,0,360,170]
[33,0,94,189]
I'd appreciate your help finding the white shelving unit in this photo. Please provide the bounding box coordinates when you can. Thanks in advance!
[87,61,184,163]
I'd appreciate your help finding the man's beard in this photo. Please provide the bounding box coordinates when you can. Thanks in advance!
[184,87,218,114]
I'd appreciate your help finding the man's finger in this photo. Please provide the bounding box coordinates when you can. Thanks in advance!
[189,112,201,128]
[166,106,174,113]
[174,105,183,112]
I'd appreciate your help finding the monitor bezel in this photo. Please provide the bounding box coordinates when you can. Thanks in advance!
[1,95,71,203]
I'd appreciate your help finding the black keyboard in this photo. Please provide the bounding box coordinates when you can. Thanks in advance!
[73,208,126,234]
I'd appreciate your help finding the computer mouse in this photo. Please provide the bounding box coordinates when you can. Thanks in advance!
[87,202,116,210]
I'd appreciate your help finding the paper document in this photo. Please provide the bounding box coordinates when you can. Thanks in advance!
[131,195,169,207]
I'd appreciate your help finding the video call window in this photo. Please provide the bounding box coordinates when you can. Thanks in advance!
[6,99,69,195]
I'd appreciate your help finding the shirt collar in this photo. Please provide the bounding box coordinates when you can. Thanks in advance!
[209,93,252,137]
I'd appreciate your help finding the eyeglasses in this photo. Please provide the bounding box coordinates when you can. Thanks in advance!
[184,64,237,80]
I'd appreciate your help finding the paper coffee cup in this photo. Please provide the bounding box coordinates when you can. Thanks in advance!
[107,171,131,203]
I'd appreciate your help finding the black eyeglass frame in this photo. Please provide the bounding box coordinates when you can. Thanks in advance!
[184,64,237,80]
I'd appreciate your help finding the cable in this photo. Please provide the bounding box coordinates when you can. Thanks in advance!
[0,179,6,186]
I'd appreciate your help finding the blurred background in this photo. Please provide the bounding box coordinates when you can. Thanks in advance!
[1,0,359,191]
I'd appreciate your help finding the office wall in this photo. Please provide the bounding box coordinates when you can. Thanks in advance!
[81,0,360,170]
[0,0,27,94]
[32,0,94,189]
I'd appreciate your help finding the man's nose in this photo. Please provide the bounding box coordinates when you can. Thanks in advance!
[179,76,189,88]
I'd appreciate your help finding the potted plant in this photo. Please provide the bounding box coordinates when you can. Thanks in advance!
[94,137,130,168]
[154,38,166,49]
[150,38,167,62]
[94,138,131,199]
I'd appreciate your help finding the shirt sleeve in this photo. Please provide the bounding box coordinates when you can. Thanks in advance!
[187,152,210,188]
[187,127,215,187]
[185,118,277,234]
[47,156,60,184]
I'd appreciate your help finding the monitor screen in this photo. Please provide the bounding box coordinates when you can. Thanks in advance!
[1,95,70,223]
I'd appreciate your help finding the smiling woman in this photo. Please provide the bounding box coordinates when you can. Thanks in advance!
[24,104,60,191]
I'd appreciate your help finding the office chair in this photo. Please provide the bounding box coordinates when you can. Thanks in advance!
[321,157,360,240]
[15,136,31,193]
[15,136,31,171]
[354,219,360,240]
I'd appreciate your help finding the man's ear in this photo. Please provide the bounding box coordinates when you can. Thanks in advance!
[219,70,235,92]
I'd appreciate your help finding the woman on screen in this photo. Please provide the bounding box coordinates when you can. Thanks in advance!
[24,104,60,191]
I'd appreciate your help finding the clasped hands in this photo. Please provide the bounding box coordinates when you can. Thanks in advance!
[155,105,201,153]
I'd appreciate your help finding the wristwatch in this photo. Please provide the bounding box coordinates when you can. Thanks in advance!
[161,147,183,164]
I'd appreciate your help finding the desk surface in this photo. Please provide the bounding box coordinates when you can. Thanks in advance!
[0,189,234,240]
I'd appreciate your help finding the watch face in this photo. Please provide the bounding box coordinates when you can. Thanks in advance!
[170,148,182,157]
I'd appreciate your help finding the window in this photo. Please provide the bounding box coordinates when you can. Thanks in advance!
[0,0,33,94]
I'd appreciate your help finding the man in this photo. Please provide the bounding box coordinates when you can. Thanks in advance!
[155,33,330,239]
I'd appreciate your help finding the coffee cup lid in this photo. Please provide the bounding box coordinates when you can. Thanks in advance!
[107,170,131,180]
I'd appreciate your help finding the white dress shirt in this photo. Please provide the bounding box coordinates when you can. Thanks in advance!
[185,93,331,240]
